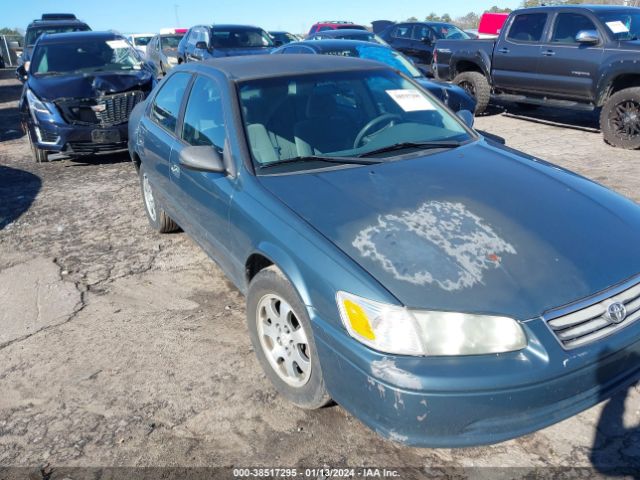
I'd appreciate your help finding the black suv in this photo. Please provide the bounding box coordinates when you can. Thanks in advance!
[19,31,155,162]
[18,14,90,76]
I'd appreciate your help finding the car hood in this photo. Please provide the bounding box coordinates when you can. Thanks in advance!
[213,47,274,57]
[258,141,640,319]
[28,70,154,101]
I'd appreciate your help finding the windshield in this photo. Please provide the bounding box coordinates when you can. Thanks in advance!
[31,38,143,75]
[132,36,153,46]
[25,25,90,46]
[432,24,470,40]
[239,70,472,171]
[596,10,640,41]
[211,28,274,48]
[161,34,183,49]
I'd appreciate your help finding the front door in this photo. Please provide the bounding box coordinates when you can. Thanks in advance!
[170,74,236,276]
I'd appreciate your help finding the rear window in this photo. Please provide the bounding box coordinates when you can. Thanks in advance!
[507,13,548,43]
[210,28,274,48]
[337,25,367,30]
[26,24,90,46]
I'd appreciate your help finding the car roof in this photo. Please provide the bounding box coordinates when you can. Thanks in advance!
[207,24,265,30]
[298,39,383,51]
[36,31,122,44]
[514,4,637,13]
[189,54,387,81]
[311,29,371,36]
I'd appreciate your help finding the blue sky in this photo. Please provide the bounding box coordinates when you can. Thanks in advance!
[4,0,522,34]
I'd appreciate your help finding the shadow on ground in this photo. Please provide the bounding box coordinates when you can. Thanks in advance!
[0,165,42,230]
[591,348,640,478]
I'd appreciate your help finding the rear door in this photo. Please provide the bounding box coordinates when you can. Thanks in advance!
[536,11,604,100]
[139,72,192,209]
[169,74,236,275]
[492,12,550,93]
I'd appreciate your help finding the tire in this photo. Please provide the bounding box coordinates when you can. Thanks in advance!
[600,87,640,150]
[246,266,331,410]
[138,164,179,233]
[28,128,49,163]
[453,71,491,114]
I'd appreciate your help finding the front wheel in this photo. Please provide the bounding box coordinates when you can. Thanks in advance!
[453,71,491,115]
[600,87,640,150]
[28,128,49,163]
[246,266,331,410]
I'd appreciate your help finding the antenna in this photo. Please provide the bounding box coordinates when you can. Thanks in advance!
[174,4,180,27]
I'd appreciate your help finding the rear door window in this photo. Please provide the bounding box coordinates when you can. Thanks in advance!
[507,13,548,43]
[551,13,598,44]
[150,72,191,132]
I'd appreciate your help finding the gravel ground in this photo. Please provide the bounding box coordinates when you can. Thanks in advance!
[0,77,638,477]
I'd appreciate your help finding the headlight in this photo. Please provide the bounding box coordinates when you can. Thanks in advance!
[167,56,178,65]
[337,291,527,356]
[26,89,50,115]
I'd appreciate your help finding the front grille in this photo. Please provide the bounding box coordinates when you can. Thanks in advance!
[57,91,144,127]
[546,280,640,349]
[67,141,127,155]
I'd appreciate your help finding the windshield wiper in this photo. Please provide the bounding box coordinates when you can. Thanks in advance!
[358,140,464,158]
[259,155,382,170]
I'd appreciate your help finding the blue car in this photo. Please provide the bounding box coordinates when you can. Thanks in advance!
[272,40,476,114]
[177,24,274,63]
[128,55,640,447]
[20,31,155,162]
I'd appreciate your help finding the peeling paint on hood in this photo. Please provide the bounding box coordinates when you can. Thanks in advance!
[353,201,516,291]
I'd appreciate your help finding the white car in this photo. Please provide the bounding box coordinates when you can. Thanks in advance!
[126,33,155,55]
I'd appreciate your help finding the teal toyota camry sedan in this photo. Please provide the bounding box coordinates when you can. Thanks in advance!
[128,55,640,447]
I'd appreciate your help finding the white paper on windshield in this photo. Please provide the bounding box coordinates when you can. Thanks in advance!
[606,21,629,34]
[106,40,129,49]
[386,89,436,112]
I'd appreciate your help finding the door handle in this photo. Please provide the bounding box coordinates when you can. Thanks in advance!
[498,47,510,54]
[541,50,556,56]
[170,164,180,176]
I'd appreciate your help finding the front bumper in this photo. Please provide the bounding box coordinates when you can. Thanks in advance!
[311,309,640,447]
[29,119,129,156]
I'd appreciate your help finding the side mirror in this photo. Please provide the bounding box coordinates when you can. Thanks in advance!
[195,41,209,50]
[16,65,27,82]
[274,39,284,47]
[456,109,475,129]
[179,145,225,173]
[575,30,599,45]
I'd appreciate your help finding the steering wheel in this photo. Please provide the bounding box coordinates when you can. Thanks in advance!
[353,114,402,148]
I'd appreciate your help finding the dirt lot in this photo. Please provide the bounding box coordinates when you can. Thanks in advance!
[1,76,639,477]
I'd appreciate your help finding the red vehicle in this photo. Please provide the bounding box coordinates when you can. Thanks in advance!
[477,12,508,37]
[308,21,367,35]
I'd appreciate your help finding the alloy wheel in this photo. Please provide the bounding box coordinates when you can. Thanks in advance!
[609,100,640,141]
[256,293,312,387]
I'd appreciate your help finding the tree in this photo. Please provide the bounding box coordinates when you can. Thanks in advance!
[426,12,441,22]
[487,6,513,13]
[406,16,419,22]
[441,13,452,23]
[456,12,480,29]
